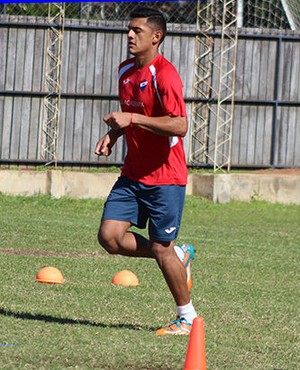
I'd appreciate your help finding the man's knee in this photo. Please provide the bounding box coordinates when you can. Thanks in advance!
[97,224,118,255]
[98,220,130,255]
[151,241,174,266]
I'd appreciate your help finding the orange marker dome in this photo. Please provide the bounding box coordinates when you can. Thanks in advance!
[112,270,140,286]
[36,266,64,284]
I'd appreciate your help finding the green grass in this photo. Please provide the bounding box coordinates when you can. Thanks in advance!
[0,193,299,369]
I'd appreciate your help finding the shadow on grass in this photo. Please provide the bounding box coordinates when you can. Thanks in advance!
[0,307,156,332]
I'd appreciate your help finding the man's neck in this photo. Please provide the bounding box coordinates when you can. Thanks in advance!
[135,50,159,69]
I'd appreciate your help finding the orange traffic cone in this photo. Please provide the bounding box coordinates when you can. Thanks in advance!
[184,316,207,370]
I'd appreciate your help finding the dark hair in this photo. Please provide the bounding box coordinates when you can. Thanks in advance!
[130,7,167,43]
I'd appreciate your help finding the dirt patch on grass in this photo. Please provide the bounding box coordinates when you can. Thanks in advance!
[0,248,105,258]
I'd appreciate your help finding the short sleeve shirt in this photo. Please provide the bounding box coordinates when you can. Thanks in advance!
[118,54,188,185]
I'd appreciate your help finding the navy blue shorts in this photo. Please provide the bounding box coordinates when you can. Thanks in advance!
[101,176,186,242]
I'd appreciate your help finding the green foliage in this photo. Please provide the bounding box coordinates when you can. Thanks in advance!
[0,194,299,369]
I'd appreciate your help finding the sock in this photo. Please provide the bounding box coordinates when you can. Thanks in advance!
[174,245,184,263]
[177,301,197,324]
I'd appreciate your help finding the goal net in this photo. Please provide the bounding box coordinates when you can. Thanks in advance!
[237,0,300,30]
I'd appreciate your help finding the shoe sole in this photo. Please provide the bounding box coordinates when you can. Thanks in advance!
[182,246,194,268]
[156,330,190,336]
[178,244,194,292]
[186,260,192,292]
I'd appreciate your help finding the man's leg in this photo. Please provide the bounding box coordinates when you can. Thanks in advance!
[99,222,190,304]
[98,220,197,335]
[151,240,189,306]
[152,240,197,335]
[99,222,192,307]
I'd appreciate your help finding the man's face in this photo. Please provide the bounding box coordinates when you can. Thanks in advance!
[127,17,158,56]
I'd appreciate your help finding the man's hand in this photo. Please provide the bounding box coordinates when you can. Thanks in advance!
[104,112,131,131]
[95,128,125,157]
[95,132,114,156]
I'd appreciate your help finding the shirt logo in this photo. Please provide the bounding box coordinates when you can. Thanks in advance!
[123,78,130,85]
[165,227,176,234]
[140,80,148,91]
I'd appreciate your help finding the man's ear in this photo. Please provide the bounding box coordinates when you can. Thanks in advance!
[153,30,163,45]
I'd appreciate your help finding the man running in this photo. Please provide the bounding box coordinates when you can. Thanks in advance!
[95,6,197,335]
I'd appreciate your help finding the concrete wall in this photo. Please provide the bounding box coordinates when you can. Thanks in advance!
[0,170,299,205]
[190,173,300,205]
[0,170,119,199]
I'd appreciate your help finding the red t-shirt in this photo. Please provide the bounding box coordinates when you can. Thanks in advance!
[118,54,188,185]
